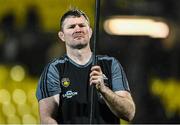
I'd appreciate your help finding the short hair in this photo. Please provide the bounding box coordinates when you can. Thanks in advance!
[60,9,90,31]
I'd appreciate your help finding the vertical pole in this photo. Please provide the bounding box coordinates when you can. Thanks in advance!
[90,0,100,124]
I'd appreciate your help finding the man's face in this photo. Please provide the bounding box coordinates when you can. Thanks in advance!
[59,16,92,49]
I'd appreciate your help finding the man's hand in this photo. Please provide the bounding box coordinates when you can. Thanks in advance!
[89,66,135,121]
[89,65,106,90]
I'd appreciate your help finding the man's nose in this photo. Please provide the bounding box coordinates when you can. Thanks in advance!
[74,25,81,31]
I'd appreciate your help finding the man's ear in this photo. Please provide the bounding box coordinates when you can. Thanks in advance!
[58,31,65,42]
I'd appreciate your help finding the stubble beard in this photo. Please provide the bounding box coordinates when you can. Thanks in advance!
[71,42,88,50]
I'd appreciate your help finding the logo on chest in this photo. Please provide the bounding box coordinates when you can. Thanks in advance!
[61,77,70,87]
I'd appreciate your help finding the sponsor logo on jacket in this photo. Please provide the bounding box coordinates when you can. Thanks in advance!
[62,90,78,99]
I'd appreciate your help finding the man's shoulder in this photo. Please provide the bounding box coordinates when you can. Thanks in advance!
[97,54,116,61]
[47,55,68,66]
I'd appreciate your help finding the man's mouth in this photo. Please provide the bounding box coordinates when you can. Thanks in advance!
[73,34,84,39]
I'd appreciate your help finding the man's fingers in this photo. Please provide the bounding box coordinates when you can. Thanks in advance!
[90,65,104,87]
[90,70,101,77]
[91,65,102,72]
[90,75,101,82]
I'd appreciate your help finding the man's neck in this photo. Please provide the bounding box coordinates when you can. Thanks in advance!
[66,47,92,65]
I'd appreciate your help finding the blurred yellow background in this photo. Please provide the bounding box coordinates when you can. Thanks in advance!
[0,0,94,31]
[0,64,39,124]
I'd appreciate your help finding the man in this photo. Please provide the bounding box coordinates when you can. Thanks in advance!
[36,9,135,124]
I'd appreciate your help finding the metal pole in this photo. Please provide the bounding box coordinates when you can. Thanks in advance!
[90,0,100,124]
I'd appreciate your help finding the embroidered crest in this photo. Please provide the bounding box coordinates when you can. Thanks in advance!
[61,78,70,87]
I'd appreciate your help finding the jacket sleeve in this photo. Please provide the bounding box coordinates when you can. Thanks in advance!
[111,57,130,92]
[36,63,61,101]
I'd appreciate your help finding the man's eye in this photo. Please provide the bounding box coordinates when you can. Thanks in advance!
[69,25,75,29]
[79,24,85,27]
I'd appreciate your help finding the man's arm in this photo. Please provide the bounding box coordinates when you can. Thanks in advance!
[90,66,135,121]
[98,85,135,121]
[38,94,59,124]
